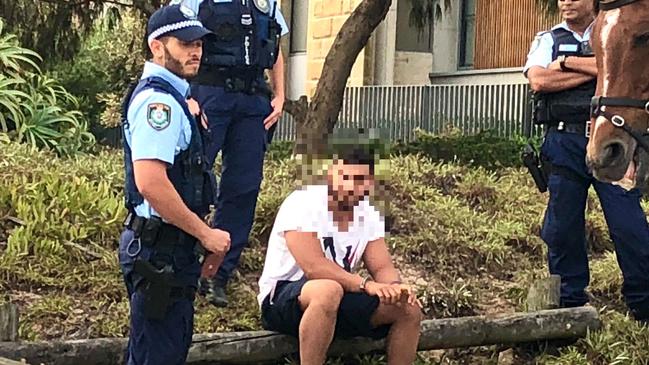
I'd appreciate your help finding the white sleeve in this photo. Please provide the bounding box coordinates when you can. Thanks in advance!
[523,32,554,76]
[272,190,321,234]
[362,201,385,242]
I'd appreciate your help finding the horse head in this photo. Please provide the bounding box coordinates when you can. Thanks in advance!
[586,0,649,190]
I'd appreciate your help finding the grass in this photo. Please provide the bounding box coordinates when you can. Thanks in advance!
[2,138,649,364]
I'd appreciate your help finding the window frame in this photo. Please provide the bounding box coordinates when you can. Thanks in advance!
[458,0,476,69]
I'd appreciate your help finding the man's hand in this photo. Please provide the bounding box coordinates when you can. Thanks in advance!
[365,281,422,307]
[187,98,209,129]
[200,228,231,255]
[263,94,284,130]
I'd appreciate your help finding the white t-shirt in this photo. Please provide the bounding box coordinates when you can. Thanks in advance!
[257,185,385,307]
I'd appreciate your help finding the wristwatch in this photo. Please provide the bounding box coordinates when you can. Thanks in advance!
[360,277,372,293]
[558,55,569,71]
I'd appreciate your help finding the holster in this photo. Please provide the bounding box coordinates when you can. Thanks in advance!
[521,143,548,193]
[133,259,177,321]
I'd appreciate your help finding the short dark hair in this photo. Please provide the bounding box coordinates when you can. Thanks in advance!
[329,128,385,174]
[336,145,376,174]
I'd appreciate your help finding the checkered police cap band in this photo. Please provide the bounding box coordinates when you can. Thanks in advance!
[147,20,205,44]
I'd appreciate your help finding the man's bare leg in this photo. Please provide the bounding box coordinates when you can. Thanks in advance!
[371,302,423,365]
[297,279,344,365]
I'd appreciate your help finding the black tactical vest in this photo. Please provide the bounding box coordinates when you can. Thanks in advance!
[198,0,281,75]
[122,77,217,218]
[534,27,597,125]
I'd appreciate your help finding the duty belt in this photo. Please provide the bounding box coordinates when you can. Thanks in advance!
[124,212,196,247]
[547,121,588,137]
[192,69,270,96]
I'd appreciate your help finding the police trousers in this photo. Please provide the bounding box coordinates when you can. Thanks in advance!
[119,229,200,365]
[541,130,649,317]
[190,84,272,286]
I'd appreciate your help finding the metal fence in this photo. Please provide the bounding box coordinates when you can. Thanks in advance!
[273,83,542,142]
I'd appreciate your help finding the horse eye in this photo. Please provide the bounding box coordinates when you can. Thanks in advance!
[634,32,649,47]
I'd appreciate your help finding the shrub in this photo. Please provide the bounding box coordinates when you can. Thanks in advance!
[393,128,539,169]
[0,19,94,156]
[49,10,145,129]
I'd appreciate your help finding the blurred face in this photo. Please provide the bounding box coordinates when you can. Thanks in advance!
[558,0,595,22]
[328,160,374,212]
[150,36,202,78]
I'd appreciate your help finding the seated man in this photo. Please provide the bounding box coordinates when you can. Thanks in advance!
[257,146,423,365]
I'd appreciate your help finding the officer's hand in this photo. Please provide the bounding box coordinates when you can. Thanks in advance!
[201,228,231,255]
[263,95,284,130]
[187,98,209,129]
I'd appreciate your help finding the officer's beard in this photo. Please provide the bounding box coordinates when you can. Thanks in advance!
[162,46,194,79]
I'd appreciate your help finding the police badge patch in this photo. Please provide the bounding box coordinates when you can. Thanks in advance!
[147,103,171,131]
[253,0,271,13]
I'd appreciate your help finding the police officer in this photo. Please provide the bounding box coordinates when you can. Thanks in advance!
[176,0,290,307]
[525,0,649,324]
[118,5,231,364]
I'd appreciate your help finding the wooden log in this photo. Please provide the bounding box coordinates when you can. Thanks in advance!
[0,303,18,342]
[0,307,600,365]
[526,275,561,312]
[0,357,29,365]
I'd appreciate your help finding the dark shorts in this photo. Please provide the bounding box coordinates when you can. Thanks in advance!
[261,278,391,340]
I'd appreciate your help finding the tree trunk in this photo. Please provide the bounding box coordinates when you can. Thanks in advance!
[294,0,393,155]
[0,307,600,365]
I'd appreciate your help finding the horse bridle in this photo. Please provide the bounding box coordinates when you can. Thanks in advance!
[590,0,649,151]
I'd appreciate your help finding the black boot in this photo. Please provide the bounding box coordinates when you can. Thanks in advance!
[630,306,649,326]
[200,278,228,308]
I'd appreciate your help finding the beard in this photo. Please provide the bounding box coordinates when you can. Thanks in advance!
[163,46,196,79]
[328,185,369,213]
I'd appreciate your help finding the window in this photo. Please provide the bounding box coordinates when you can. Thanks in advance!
[459,0,476,68]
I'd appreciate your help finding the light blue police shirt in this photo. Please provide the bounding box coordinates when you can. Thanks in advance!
[176,0,290,36]
[126,61,193,219]
[523,21,594,75]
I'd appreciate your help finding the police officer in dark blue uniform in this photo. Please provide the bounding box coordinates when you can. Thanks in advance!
[175,0,289,307]
[118,5,231,364]
[525,0,649,323]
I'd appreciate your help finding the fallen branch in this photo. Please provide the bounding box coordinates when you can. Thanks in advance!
[0,307,600,365]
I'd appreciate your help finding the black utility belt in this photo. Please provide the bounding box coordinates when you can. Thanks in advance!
[124,213,196,247]
[137,283,196,301]
[193,71,270,96]
[546,121,587,136]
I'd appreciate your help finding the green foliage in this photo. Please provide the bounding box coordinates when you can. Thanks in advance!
[2,138,648,364]
[49,11,146,128]
[0,19,94,156]
[392,129,538,169]
[0,1,160,61]
[539,311,649,365]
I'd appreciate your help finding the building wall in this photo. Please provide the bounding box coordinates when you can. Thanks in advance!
[394,51,433,85]
[305,0,364,96]
[431,2,461,74]
[431,0,560,74]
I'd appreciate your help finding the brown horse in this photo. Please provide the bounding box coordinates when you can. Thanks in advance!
[585,0,649,190]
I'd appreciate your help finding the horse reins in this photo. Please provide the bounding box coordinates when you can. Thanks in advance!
[590,0,649,151]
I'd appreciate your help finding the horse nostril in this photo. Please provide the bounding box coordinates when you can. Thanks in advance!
[601,142,626,166]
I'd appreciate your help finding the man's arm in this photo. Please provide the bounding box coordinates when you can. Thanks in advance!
[362,238,400,284]
[527,66,595,93]
[285,231,364,292]
[562,56,598,77]
[263,52,285,129]
[134,160,229,254]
